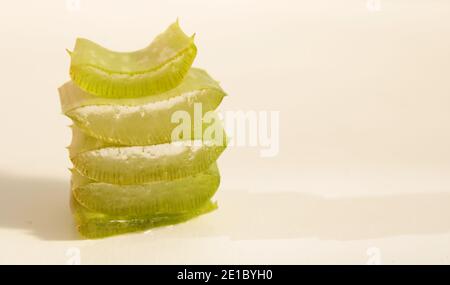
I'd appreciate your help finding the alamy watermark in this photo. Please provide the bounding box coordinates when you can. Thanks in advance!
[366,0,381,12]
[66,0,81,11]
[65,247,81,265]
[366,246,382,265]
[171,103,280,157]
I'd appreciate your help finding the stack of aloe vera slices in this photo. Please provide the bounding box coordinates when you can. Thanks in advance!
[59,21,227,238]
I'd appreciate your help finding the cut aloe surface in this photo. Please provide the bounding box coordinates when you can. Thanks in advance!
[69,21,197,98]
[60,68,225,146]
[71,194,217,239]
[71,163,220,216]
[70,126,227,185]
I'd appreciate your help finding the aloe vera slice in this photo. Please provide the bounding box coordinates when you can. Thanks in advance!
[70,126,226,185]
[71,163,220,216]
[70,194,217,239]
[69,21,197,98]
[60,68,225,146]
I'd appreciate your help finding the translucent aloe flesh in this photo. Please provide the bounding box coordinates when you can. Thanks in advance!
[70,126,227,185]
[71,163,220,216]
[60,68,225,146]
[69,21,197,98]
[63,21,227,239]
[71,193,217,239]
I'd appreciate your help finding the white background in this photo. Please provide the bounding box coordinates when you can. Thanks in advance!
[0,0,450,264]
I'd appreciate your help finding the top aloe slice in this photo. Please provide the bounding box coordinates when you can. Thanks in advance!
[69,21,197,98]
[60,68,226,146]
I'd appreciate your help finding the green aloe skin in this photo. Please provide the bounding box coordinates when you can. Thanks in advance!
[60,21,227,238]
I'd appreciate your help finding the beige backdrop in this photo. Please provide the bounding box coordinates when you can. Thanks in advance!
[0,0,450,264]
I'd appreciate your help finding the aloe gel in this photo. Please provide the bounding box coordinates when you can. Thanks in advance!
[61,21,227,238]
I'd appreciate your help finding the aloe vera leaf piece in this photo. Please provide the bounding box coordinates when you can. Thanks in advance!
[60,68,225,146]
[67,125,116,158]
[71,163,220,216]
[70,126,227,185]
[69,21,197,98]
[70,194,217,239]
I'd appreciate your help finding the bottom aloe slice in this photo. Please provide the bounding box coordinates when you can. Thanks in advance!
[71,194,217,239]
[70,126,226,185]
[72,163,220,216]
